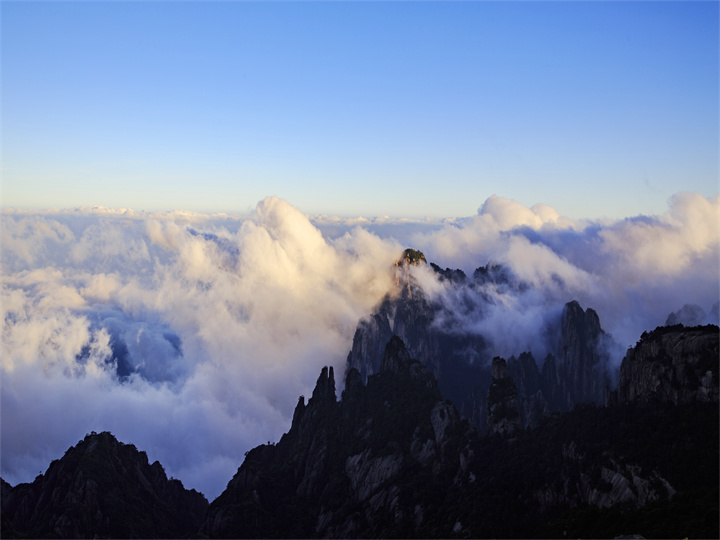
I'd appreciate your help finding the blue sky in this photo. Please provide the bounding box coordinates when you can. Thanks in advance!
[2,1,718,219]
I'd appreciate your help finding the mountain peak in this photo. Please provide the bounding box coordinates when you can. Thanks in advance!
[1,431,208,539]
[395,248,427,267]
[618,324,719,404]
[491,356,510,380]
[310,365,336,403]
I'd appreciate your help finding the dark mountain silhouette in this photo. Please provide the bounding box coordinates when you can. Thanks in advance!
[201,336,479,538]
[202,329,718,538]
[347,250,614,432]
[2,326,717,538]
[1,431,207,539]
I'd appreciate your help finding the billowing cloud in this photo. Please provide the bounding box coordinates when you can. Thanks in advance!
[1,197,400,499]
[1,193,717,500]
[411,192,719,350]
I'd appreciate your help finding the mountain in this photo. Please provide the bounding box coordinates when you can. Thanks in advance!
[2,246,717,538]
[347,249,614,432]
[201,336,479,538]
[2,324,717,538]
[204,331,718,538]
[1,431,208,539]
[347,251,490,432]
[616,323,719,405]
[665,302,720,327]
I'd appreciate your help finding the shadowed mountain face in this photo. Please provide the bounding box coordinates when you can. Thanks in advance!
[347,255,614,432]
[201,336,479,538]
[0,432,208,539]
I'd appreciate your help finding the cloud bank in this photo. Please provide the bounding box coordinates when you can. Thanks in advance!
[409,192,719,350]
[1,197,400,499]
[2,193,717,499]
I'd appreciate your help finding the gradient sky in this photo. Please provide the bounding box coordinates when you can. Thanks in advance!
[2,1,718,219]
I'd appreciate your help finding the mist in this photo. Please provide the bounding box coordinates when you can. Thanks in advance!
[2,193,717,499]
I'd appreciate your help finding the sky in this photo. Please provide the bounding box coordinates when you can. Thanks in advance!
[2,1,718,219]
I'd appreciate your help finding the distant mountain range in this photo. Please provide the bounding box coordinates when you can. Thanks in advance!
[2,249,718,538]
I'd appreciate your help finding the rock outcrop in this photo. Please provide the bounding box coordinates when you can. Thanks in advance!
[346,255,490,432]
[201,336,478,538]
[507,352,549,428]
[0,431,208,539]
[618,324,719,404]
[487,357,522,438]
[555,300,613,408]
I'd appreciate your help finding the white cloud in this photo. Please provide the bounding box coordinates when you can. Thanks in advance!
[1,197,401,499]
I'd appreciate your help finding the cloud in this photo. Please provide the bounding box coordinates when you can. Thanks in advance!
[1,193,717,501]
[410,193,719,352]
[479,195,577,231]
[1,198,400,499]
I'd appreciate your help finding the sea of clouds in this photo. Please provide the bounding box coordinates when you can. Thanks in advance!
[2,193,717,499]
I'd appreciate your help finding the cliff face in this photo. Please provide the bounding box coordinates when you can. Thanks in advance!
[202,336,478,539]
[618,324,719,404]
[507,352,549,429]
[0,431,208,539]
[487,357,522,438]
[558,301,606,405]
[346,262,490,432]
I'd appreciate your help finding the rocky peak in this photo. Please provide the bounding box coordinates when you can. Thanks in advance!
[1,431,208,539]
[561,301,602,348]
[472,261,513,286]
[430,262,467,284]
[393,248,428,300]
[395,248,427,267]
[557,300,612,408]
[292,395,306,425]
[491,356,510,380]
[618,324,719,404]
[310,365,336,404]
[203,336,474,538]
[380,335,413,372]
[342,366,364,401]
[507,352,549,428]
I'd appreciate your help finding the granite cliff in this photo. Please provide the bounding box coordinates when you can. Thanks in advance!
[201,336,478,538]
[617,324,719,405]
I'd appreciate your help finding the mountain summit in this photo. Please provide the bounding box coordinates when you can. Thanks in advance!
[1,431,207,538]
[347,255,615,433]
